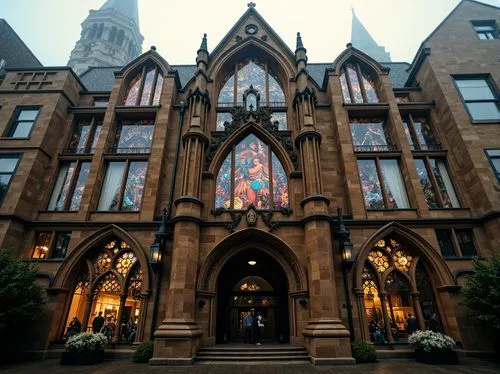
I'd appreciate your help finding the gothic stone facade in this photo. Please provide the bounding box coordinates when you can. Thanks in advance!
[0,1,498,364]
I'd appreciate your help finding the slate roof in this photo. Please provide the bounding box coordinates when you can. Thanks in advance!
[79,62,410,92]
[0,19,42,76]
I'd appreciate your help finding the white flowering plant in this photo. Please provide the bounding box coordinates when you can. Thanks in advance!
[408,330,455,353]
[65,332,108,353]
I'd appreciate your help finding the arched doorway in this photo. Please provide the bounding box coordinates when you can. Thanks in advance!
[216,248,290,343]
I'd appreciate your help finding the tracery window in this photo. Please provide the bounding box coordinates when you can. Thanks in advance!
[215,133,289,210]
[216,59,287,131]
[123,64,164,106]
[63,238,144,342]
[340,62,380,104]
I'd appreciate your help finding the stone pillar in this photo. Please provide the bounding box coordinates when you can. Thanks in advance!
[294,32,353,365]
[135,294,149,343]
[82,293,95,333]
[354,290,369,342]
[379,293,395,344]
[150,34,210,366]
[412,292,426,331]
[113,294,127,342]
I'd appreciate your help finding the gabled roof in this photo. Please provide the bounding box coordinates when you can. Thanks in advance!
[0,19,42,76]
[99,0,140,27]
[209,4,294,61]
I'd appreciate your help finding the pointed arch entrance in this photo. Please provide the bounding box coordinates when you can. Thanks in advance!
[353,223,456,343]
[197,228,308,346]
[52,225,151,343]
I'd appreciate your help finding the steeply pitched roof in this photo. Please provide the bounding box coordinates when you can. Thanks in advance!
[351,10,391,62]
[0,19,42,76]
[100,0,139,27]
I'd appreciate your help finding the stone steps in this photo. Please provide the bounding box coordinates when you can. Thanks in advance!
[196,345,310,364]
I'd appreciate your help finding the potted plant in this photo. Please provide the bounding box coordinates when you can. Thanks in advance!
[60,332,108,365]
[408,330,458,364]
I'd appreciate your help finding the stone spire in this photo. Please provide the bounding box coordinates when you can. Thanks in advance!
[67,0,144,75]
[351,9,391,62]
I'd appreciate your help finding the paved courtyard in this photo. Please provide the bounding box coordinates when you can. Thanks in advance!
[0,358,499,374]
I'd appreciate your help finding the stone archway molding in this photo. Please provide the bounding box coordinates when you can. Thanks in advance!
[52,224,151,293]
[197,228,307,294]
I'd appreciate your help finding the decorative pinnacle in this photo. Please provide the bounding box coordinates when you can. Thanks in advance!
[346,42,353,48]
[296,32,304,50]
[150,45,157,51]
[200,33,208,50]
[247,2,256,8]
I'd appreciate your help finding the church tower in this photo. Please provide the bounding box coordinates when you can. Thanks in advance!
[351,9,391,62]
[67,0,143,75]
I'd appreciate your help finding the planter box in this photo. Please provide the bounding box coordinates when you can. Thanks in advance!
[60,350,105,365]
[415,350,459,365]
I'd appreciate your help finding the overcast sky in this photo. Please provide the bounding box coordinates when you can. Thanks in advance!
[2,0,499,66]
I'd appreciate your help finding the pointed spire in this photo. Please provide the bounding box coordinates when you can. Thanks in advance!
[200,33,208,51]
[351,9,391,62]
[296,32,304,51]
[100,0,140,27]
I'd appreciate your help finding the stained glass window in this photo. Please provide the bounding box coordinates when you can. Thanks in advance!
[358,159,384,209]
[48,161,91,211]
[116,251,137,275]
[415,158,460,209]
[121,161,147,211]
[271,112,288,131]
[127,266,143,300]
[96,273,121,294]
[95,251,112,274]
[385,271,410,291]
[217,59,286,128]
[67,118,102,154]
[114,120,154,154]
[215,134,289,210]
[340,62,380,104]
[350,118,390,151]
[393,250,413,272]
[362,266,379,295]
[368,250,389,273]
[123,64,164,106]
[403,115,437,151]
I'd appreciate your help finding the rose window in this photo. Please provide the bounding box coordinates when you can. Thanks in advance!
[368,250,390,273]
[95,251,112,274]
[393,250,413,272]
[116,251,137,275]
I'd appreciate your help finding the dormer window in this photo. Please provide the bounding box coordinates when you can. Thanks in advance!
[244,86,260,111]
[340,62,380,104]
[123,64,164,106]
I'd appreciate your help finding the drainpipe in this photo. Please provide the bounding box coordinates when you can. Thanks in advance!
[149,101,186,338]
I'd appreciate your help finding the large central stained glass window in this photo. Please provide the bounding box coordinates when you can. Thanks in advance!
[216,59,287,131]
[215,134,289,210]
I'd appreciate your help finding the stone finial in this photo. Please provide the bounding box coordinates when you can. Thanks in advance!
[150,45,157,51]
[296,32,304,50]
[346,43,353,48]
[247,2,256,8]
[200,33,208,51]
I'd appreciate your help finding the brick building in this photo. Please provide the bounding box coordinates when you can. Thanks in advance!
[0,0,498,365]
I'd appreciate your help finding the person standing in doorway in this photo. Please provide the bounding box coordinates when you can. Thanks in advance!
[243,312,253,344]
[428,313,440,333]
[255,313,265,346]
[406,313,417,336]
[92,311,105,334]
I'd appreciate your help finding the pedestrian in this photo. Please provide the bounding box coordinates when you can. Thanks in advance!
[255,313,265,346]
[92,311,105,334]
[101,317,115,341]
[243,312,253,344]
[66,316,81,339]
[428,313,440,333]
[406,313,417,335]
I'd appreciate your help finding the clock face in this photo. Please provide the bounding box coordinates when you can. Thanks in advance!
[246,24,258,35]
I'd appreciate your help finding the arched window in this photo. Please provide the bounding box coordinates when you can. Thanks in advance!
[116,30,125,46]
[340,62,380,104]
[216,59,287,131]
[123,63,164,106]
[109,26,117,43]
[87,24,98,39]
[96,24,104,39]
[215,133,289,210]
[63,239,144,342]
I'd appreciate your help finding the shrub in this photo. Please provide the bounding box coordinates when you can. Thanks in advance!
[351,340,377,363]
[133,341,154,363]
[65,332,108,353]
[0,250,44,360]
[408,330,455,353]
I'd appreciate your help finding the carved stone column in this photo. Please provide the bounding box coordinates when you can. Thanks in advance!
[82,293,95,333]
[411,292,426,331]
[113,294,127,342]
[151,34,209,365]
[354,289,369,342]
[294,32,353,365]
[379,293,395,344]
[135,294,149,343]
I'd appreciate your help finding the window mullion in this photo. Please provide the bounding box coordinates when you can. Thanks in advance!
[233,64,237,106]
[407,114,421,149]
[117,160,130,210]
[343,66,355,103]
[85,117,96,153]
[136,65,147,106]
[356,63,368,103]
[375,157,389,208]
[64,161,81,210]
[230,147,235,209]
[450,229,462,256]
[425,157,445,208]
[149,67,159,106]
[46,231,57,259]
